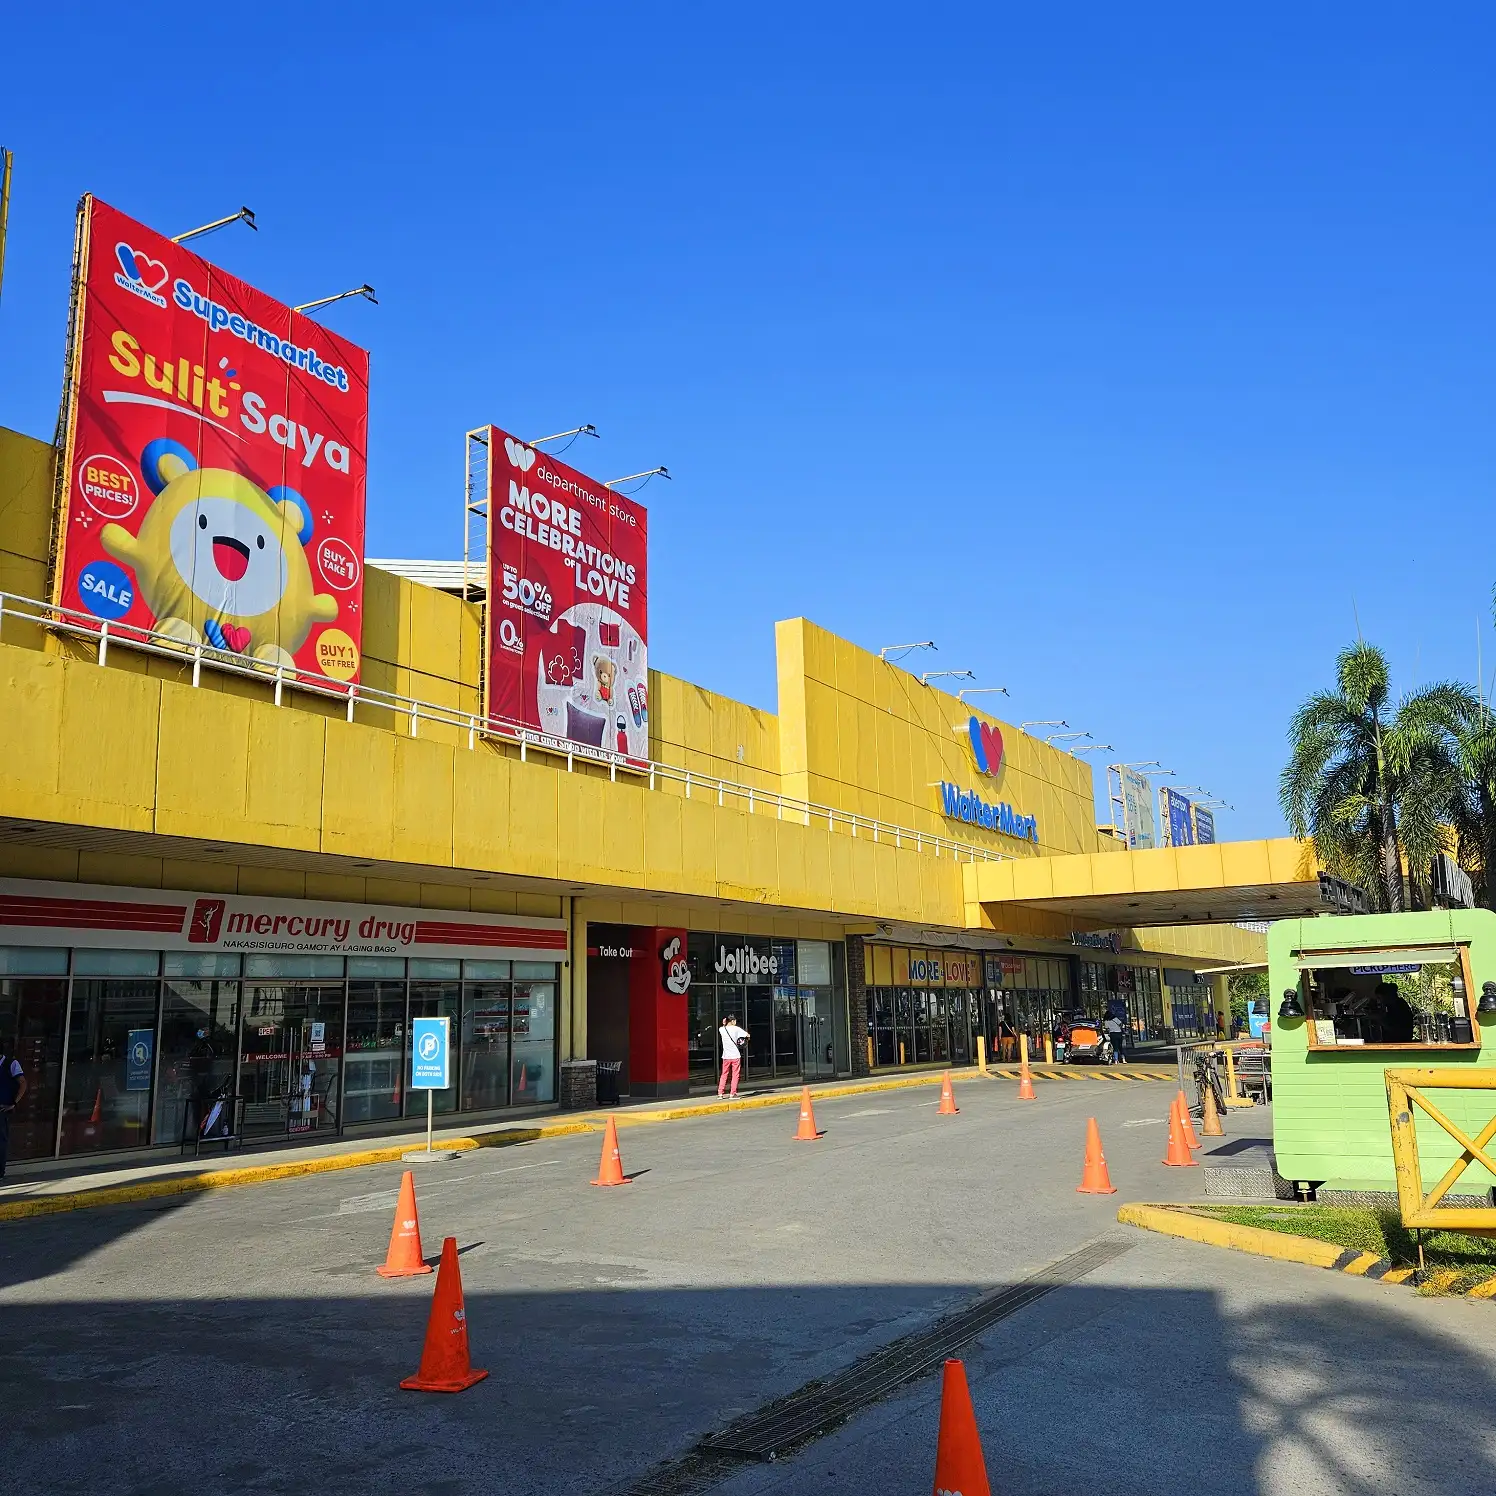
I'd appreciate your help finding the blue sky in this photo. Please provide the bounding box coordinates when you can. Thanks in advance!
[2,3,1492,839]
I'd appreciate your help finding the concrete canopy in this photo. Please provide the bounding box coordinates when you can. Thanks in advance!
[966,838,1326,929]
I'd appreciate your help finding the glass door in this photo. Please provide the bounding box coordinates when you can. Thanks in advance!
[240,983,345,1137]
[800,988,835,1080]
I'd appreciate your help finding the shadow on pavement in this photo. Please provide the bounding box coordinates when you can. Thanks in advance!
[3,1272,1495,1496]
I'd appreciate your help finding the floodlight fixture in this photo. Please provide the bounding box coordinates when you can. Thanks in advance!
[1021,720,1066,730]
[293,284,378,315]
[605,467,671,491]
[957,687,1010,701]
[880,641,936,661]
[531,424,599,447]
[921,670,975,685]
[1070,743,1114,756]
[172,206,257,244]
[1124,761,1173,775]
[1045,731,1090,745]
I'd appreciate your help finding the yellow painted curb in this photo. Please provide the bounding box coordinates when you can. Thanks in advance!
[0,1121,608,1224]
[1117,1203,1349,1270]
[1120,1203,1496,1299]
[0,1068,979,1224]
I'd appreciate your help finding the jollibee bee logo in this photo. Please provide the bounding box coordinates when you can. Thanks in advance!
[661,935,691,995]
[967,716,1004,777]
[504,436,536,472]
[113,242,169,306]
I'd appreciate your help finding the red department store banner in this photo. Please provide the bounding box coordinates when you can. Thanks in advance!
[485,425,649,759]
[0,880,568,960]
[52,197,369,688]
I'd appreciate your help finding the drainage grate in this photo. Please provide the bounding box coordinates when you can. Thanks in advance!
[608,1237,1132,1494]
[702,1236,1131,1463]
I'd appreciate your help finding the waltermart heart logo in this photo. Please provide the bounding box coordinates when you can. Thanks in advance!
[115,242,169,293]
[967,716,1004,777]
[222,624,252,652]
[504,437,536,472]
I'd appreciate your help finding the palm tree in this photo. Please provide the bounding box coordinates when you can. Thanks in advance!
[1280,642,1467,912]
[1443,696,1496,909]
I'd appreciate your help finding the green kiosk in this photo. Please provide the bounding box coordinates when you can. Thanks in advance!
[1270,909,1496,1197]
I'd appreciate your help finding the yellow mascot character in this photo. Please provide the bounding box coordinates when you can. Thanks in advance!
[101,438,337,669]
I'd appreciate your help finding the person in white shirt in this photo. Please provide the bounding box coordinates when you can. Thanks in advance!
[717,1015,750,1099]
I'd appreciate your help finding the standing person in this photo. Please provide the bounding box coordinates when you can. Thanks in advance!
[1103,1011,1126,1065]
[717,1014,750,1100]
[0,1047,27,1179]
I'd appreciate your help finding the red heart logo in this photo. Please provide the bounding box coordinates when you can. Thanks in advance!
[132,251,169,292]
[980,722,1004,776]
[223,625,251,652]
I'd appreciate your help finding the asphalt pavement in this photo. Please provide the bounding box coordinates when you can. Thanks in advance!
[2,1072,1489,1495]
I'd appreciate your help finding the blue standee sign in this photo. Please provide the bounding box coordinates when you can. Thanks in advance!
[411,1016,450,1090]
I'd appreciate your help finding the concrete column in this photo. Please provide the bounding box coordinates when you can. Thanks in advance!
[846,935,870,1077]
[568,902,588,1060]
[1211,974,1231,1036]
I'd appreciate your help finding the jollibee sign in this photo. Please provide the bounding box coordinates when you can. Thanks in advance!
[53,197,369,688]
[486,426,649,758]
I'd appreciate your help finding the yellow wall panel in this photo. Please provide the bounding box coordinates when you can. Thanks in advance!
[451,751,511,869]
[245,704,326,848]
[504,760,560,881]
[321,723,396,860]
[155,687,250,840]
[58,663,159,828]
[392,735,455,867]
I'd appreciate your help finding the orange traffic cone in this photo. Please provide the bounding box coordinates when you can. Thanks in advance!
[793,1087,821,1141]
[377,1170,433,1278]
[1202,1080,1225,1137]
[399,1237,489,1393]
[590,1115,630,1186]
[930,1359,992,1496]
[937,1072,959,1115]
[1017,1060,1037,1101]
[1163,1095,1199,1167]
[1177,1090,1203,1150]
[1076,1117,1117,1195]
[90,1088,102,1124]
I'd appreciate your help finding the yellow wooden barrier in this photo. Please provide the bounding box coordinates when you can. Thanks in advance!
[1385,1069,1496,1233]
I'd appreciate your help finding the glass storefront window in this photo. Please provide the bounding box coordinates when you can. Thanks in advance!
[345,980,408,1125]
[408,981,459,1116]
[61,977,160,1154]
[773,988,802,1080]
[462,982,510,1111]
[0,977,67,1162]
[154,978,240,1144]
[512,977,555,1104]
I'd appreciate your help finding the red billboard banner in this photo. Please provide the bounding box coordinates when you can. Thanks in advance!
[53,197,369,688]
[486,426,649,758]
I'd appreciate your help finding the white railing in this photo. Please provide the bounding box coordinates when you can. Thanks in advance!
[0,588,1008,866]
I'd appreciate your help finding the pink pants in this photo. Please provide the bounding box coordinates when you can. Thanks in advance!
[718,1058,741,1097]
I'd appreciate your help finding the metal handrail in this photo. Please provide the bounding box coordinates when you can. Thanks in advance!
[0,588,1009,866]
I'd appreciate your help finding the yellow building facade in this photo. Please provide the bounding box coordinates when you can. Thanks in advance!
[0,422,1264,1164]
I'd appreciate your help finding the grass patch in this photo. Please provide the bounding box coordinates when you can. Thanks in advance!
[1195,1204,1496,1293]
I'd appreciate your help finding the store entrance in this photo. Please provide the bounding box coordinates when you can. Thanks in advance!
[799,988,835,1080]
[239,983,344,1137]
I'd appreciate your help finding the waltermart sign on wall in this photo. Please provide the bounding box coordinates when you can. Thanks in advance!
[53,197,370,688]
[485,426,649,760]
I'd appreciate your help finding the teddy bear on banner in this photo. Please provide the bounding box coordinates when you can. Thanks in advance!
[100,438,339,669]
